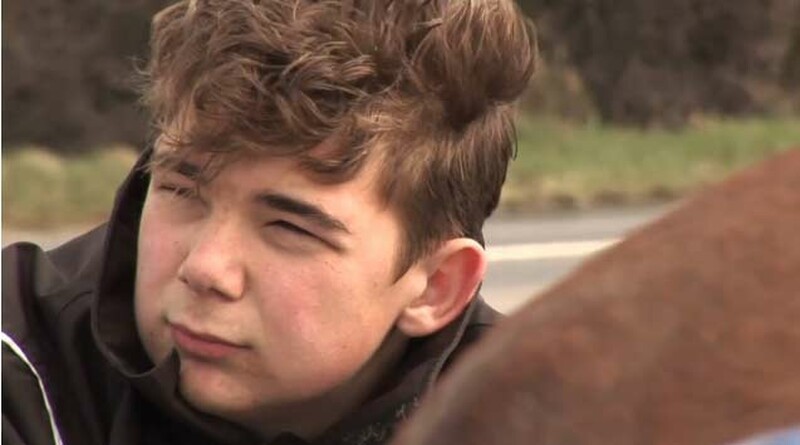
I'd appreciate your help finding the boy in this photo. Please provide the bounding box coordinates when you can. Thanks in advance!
[2,1,536,444]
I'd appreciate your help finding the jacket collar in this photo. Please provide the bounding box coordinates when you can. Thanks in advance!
[91,149,498,445]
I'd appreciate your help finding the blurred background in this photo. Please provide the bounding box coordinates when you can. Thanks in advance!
[5,0,800,226]
[3,0,800,310]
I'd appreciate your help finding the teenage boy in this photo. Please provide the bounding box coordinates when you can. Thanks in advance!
[2,1,536,444]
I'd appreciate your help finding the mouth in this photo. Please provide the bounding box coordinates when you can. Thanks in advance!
[169,322,247,360]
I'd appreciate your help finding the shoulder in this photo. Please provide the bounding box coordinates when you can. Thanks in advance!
[2,224,110,380]
[2,226,109,445]
[3,224,109,297]
[2,334,64,445]
[3,224,108,338]
[445,297,503,370]
[462,296,502,342]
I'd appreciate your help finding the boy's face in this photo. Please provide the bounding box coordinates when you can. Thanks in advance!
[134,139,428,434]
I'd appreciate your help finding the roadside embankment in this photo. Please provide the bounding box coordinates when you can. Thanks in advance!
[4,116,800,230]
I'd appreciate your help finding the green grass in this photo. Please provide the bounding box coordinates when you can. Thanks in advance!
[3,146,139,228]
[503,116,800,210]
[4,116,800,228]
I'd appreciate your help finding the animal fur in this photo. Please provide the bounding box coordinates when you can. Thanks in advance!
[391,149,800,445]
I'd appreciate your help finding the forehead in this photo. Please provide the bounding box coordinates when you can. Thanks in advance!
[151,134,386,208]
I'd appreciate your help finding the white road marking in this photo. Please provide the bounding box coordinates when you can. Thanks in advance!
[487,238,619,262]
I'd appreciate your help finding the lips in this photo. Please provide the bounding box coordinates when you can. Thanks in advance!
[169,323,246,360]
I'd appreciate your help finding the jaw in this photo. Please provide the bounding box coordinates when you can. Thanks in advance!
[185,327,410,441]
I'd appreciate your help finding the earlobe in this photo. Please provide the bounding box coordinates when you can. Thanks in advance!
[396,239,487,337]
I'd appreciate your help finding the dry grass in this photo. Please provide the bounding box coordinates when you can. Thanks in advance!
[4,116,800,228]
[502,116,800,211]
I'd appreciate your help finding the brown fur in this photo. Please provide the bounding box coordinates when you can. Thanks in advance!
[391,149,800,445]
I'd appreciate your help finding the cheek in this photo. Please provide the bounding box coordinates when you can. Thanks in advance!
[263,260,370,324]
[252,259,397,359]
[137,199,186,277]
[134,200,184,363]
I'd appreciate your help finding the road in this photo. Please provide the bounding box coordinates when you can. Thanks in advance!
[481,204,672,313]
[2,205,671,313]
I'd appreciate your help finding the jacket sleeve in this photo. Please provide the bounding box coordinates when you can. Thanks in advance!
[2,243,66,445]
[3,231,109,445]
[2,339,61,445]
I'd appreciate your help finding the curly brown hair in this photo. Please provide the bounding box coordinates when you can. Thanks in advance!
[140,0,536,276]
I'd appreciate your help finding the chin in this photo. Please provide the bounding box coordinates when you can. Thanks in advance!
[179,375,250,418]
[177,362,252,415]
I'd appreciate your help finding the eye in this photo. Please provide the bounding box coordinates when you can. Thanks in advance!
[157,183,198,200]
[269,220,316,238]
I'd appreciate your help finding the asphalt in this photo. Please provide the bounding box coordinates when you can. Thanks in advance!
[481,204,672,312]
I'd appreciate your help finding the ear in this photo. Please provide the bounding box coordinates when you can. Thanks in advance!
[396,238,487,337]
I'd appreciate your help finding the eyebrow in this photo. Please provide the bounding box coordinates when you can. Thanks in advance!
[256,192,352,235]
[174,161,201,179]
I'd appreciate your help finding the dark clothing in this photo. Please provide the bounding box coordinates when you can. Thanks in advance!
[2,151,500,445]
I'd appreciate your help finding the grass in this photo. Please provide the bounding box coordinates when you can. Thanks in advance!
[3,146,139,228]
[502,116,800,211]
[3,116,800,228]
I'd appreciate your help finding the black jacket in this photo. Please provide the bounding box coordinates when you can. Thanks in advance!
[2,151,500,445]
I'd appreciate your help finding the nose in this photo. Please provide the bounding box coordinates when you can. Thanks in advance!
[178,218,247,301]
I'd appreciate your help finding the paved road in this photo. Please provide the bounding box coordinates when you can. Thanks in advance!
[2,204,672,313]
[481,204,672,313]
